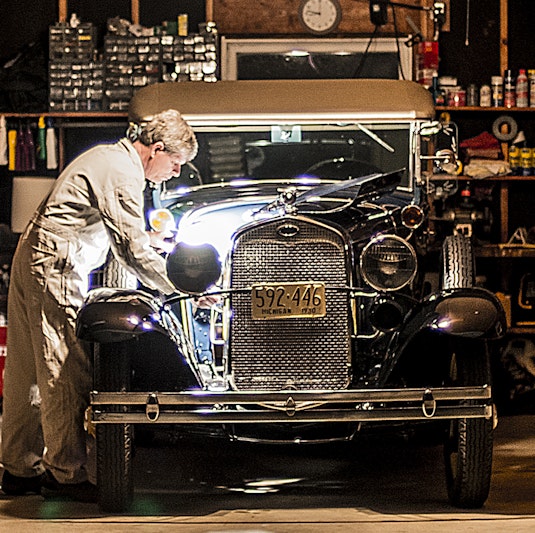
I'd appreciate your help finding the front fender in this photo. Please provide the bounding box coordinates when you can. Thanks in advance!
[398,287,506,345]
[76,288,168,343]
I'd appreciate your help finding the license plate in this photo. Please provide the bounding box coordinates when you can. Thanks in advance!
[251,282,326,320]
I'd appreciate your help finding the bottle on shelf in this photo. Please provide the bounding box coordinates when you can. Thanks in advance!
[491,76,503,107]
[529,69,535,107]
[0,115,7,166]
[37,116,47,162]
[459,183,474,211]
[429,75,445,105]
[504,69,516,108]
[467,83,479,106]
[516,68,529,107]
[46,118,58,170]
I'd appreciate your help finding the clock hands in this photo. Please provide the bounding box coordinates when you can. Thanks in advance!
[299,0,341,35]
[305,0,325,18]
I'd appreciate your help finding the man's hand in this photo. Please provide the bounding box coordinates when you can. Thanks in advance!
[148,231,175,254]
[193,294,221,309]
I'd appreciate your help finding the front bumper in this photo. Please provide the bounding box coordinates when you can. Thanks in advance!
[90,386,492,424]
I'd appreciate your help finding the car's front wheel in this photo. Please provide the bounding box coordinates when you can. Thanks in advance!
[444,339,494,508]
[94,341,134,512]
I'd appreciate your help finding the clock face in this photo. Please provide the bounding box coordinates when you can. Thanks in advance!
[298,0,342,35]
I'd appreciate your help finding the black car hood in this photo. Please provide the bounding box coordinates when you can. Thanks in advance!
[167,170,405,262]
[163,169,403,211]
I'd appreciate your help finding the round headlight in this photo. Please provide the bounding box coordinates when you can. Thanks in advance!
[360,235,417,291]
[167,242,221,294]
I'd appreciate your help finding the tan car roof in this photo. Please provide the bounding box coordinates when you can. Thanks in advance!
[128,79,434,125]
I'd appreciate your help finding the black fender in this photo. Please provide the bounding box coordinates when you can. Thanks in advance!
[400,287,506,343]
[79,288,202,391]
[378,287,506,386]
[76,288,168,343]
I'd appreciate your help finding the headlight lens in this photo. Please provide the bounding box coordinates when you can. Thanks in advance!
[166,242,221,294]
[360,235,417,291]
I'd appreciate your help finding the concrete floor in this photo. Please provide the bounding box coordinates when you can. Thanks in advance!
[1,414,535,532]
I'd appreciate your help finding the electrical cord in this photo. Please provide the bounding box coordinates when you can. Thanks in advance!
[353,24,379,78]
[353,2,405,80]
[389,1,406,80]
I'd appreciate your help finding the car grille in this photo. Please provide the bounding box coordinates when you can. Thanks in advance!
[229,217,351,391]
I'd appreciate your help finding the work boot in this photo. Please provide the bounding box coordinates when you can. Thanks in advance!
[41,470,97,503]
[1,470,43,495]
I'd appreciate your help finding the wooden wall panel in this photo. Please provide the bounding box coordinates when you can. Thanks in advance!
[211,0,426,37]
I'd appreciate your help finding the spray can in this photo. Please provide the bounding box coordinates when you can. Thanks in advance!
[516,69,529,107]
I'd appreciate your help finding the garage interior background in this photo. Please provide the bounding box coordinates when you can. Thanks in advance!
[2,1,535,90]
[2,1,535,204]
[1,0,534,212]
[1,0,535,409]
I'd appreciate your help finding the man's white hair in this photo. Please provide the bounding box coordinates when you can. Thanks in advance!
[137,109,198,161]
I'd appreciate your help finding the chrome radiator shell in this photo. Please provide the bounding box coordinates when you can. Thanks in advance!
[228,216,352,391]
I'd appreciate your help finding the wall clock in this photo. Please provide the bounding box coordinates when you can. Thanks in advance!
[298,0,342,35]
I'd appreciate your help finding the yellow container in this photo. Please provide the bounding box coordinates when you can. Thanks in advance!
[178,14,188,37]
[520,147,533,176]
[509,145,521,175]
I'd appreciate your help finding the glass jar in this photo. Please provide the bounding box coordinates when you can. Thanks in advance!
[467,83,479,106]
[479,84,491,107]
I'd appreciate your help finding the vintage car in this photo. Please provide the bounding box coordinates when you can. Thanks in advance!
[76,79,506,512]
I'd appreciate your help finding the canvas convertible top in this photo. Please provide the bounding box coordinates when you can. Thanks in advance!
[128,79,435,126]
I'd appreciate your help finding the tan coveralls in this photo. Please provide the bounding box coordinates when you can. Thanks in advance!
[1,138,176,484]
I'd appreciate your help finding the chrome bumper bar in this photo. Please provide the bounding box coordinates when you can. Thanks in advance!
[90,386,492,424]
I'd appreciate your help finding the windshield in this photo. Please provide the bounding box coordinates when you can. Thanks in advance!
[163,122,412,195]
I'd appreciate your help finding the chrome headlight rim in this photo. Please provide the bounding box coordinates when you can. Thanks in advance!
[360,234,417,292]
